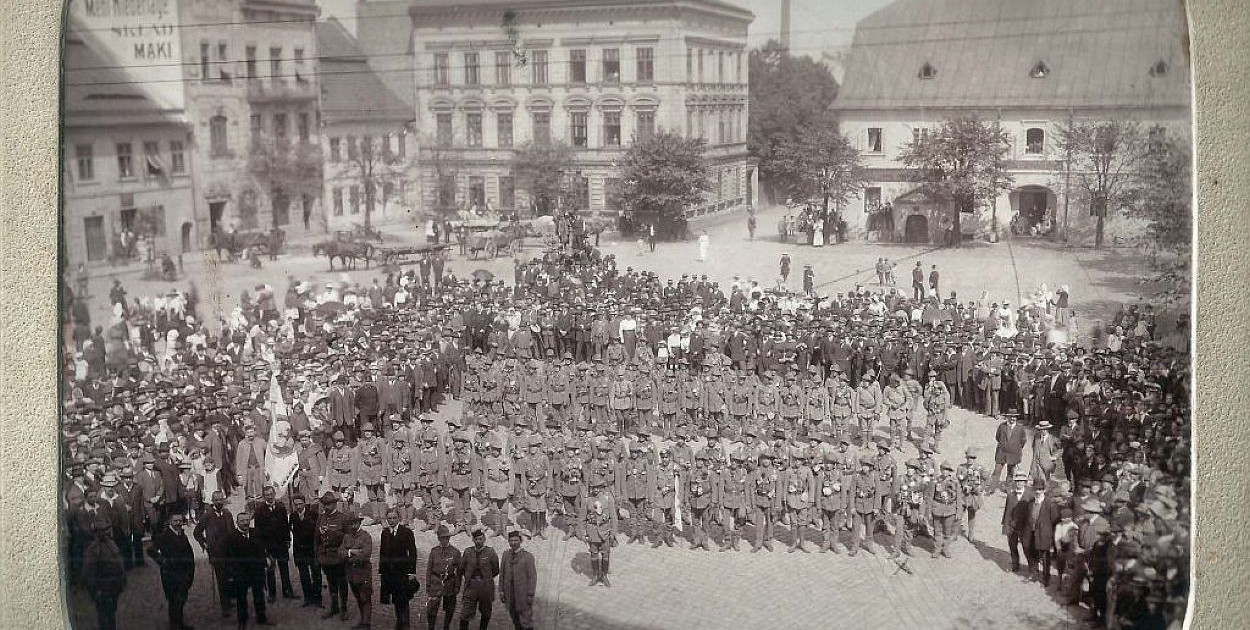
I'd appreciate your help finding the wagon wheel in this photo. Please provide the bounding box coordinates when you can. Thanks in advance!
[486,241,499,259]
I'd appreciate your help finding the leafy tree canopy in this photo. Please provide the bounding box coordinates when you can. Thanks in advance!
[748,39,839,182]
[772,114,864,211]
[619,131,711,222]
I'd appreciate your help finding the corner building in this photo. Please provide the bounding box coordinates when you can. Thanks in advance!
[408,0,757,219]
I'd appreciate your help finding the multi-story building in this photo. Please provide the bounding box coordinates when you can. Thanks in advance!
[407,0,757,219]
[63,0,322,269]
[63,28,196,265]
[832,0,1190,244]
[317,18,416,231]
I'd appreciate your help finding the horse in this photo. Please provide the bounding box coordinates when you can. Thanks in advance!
[312,240,374,271]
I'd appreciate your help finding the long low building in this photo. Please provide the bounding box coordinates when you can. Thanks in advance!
[831,0,1191,245]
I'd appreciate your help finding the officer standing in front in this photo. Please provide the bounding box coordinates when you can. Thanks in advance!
[458,528,500,630]
[426,525,462,630]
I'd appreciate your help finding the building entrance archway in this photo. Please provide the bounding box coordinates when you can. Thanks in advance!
[904,214,930,243]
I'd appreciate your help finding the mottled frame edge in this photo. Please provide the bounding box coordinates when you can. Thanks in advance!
[1,0,1247,628]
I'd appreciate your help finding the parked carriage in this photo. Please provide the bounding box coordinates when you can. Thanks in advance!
[375,242,448,267]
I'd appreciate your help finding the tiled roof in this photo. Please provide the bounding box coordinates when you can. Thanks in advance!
[317,19,413,124]
[833,0,1190,111]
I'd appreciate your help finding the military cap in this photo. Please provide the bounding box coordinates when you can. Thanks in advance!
[964,447,977,458]
[940,460,955,471]
[859,455,876,467]
[1012,471,1029,482]
[875,439,891,452]
[320,491,339,504]
[905,458,921,470]
[919,441,935,454]
[333,431,346,441]
[435,524,452,538]
[1081,498,1104,513]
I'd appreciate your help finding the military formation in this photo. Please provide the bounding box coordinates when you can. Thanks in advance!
[60,235,1190,630]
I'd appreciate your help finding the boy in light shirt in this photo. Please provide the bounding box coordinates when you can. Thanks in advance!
[1053,507,1079,593]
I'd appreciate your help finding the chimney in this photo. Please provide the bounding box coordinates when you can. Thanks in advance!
[781,0,792,52]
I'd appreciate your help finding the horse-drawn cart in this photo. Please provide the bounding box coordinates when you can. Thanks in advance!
[375,242,447,267]
[466,228,518,259]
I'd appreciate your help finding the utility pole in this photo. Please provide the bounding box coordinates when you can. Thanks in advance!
[781,0,792,52]
[1062,108,1073,242]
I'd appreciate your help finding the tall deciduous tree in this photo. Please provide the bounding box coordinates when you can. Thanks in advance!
[248,138,324,228]
[773,116,864,236]
[618,131,711,238]
[898,116,1013,247]
[1134,126,1192,306]
[511,141,575,215]
[1058,119,1146,248]
[345,134,408,229]
[748,39,839,189]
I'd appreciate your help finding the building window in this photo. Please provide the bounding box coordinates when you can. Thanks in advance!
[438,175,456,208]
[116,142,133,178]
[464,52,480,85]
[532,50,548,85]
[397,131,407,158]
[434,53,449,86]
[867,127,883,152]
[686,48,693,82]
[718,111,728,144]
[495,51,511,86]
[499,176,515,209]
[1030,61,1050,79]
[329,137,341,162]
[217,42,230,81]
[143,141,162,175]
[604,177,622,212]
[349,185,360,214]
[1150,59,1169,77]
[297,112,310,142]
[249,114,262,146]
[698,49,704,82]
[532,112,551,145]
[571,111,588,147]
[245,46,257,80]
[686,109,693,138]
[74,144,94,181]
[466,113,483,147]
[631,47,653,83]
[270,47,282,81]
[210,115,228,156]
[382,133,394,158]
[436,113,453,146]
[497,112,513,148]
[570,49,587,84]
[332,187,343,216]
[635,110,655,141]
[919,62,936,79]
[1025,127,1045,155]
[717,51,724,83]
[575,175,590,210]
[347,135,358,160]
[200,41,209,82]
[737,52,743,83]
[169,141,185,173]
[468,176,486,207]
[273,113,288,141]
[912,127,931,145]
[602,48,620,83]
[603,112,621,147]
[362,135,375,160]
[864,187,882,211]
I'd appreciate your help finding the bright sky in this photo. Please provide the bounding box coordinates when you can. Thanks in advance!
[318,0,896,57]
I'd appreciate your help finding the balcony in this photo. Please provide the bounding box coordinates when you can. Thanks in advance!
[246,79,316,103]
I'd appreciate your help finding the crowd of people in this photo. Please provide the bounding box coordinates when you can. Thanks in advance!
[59,230,1190,630]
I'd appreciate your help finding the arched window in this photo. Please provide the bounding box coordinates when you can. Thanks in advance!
[209,115,228,156]
[1025,127,1045,155]
[1150,59,1169,77]
[1030,61,1050,79]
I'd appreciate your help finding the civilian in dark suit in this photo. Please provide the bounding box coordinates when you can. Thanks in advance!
[192,491,235,617]
[330,375,356,442]
[1001,473,1033,573]
[1026,481,1061,585]
[991,415,1029,492]
[289,495,323,607]
[223,512,273,628]
[253,485,296,601]
[354,370,381,438]
[154,443,182,529]
[380,509,419,630]
[148,513,196,630]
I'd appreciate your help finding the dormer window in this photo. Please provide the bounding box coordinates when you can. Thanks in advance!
[1030,61,1050,79]
[1150,60,1169,77]
[918,62,936,79]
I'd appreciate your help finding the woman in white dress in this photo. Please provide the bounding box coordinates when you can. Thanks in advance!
[812,219,825,247]
[697,231,710,262]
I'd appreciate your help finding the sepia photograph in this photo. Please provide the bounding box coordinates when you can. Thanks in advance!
[56,0,1193,629]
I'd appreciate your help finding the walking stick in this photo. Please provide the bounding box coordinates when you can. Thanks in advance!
[210,563,219,607]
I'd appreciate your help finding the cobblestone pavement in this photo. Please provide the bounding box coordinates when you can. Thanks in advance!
[65,207,1152,629]
[67,400,1088,630]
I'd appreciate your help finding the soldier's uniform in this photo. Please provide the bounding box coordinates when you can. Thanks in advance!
[388,432,417,522]
[499,372,522,427]
[588,369,612,432]
[847,456,880,555]
[924,375,952,451]
[633,374,657,435]
[481,445,513,535]
[609,373,634,435]
[325,433,356,495]
[523,366,547,424]
[586,443,617,523]
[755,377,780,419]
[955,449,988,541]
[354,424,390,520]
[445,435,477,534]
[902,372,926,443]
[522,437,551,538]
[882,377,912,448]
[892,459,929,557]
[295,435,327,503]
[546,368,573,424]
[649,453,680,548]
[554,444,587,540]
[829,373,855,442]
[658,374,683,437]
[926,462,964,557]
[617,445,653,543]
[817,449,852,553]
[571,366,591,425]
[804,385,830,439]
[703,372,727,429]
[727,377,754,428]
[781,449,815,552]
[747,452,781,552]
[462,370,481,418]
[414,431,445,527]
[855,375,883,447]
[779,381,804,438]
[683,453,716,551]
[715,454,750,550]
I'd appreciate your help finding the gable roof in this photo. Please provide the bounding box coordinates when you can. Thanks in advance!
[317,18,414,124]
[833,0,1190,111]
